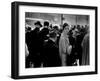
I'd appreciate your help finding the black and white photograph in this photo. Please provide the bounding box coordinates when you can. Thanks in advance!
[25,12,90,68]
[11,2,97,79]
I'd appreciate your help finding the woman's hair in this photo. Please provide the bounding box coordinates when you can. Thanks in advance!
[63,23,69,30]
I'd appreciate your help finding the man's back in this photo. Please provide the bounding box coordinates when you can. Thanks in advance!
[43,39,61,67]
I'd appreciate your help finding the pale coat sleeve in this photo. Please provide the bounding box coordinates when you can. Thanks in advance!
[59,38,66,55]
[59,37,69,66]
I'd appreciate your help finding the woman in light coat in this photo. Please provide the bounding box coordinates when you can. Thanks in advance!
[59,23,72,66]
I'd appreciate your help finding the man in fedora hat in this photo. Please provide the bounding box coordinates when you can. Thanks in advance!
[27,21,42,68]
[42,30,61,67]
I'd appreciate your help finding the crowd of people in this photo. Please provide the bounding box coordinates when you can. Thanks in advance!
[25,20,89,68]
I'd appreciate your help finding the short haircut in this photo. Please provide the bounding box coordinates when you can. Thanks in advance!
[44,21,49,27]
[53,26,59,30]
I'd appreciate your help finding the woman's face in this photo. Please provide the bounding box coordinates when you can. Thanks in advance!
[64,26,69,34]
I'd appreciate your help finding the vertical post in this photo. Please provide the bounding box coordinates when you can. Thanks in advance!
[61,14,63,29]
[61,14,64,29]
[76,15,77,26]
